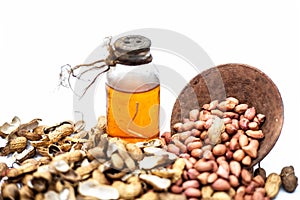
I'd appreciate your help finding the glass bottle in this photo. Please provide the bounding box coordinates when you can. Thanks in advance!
[106,35,160,142]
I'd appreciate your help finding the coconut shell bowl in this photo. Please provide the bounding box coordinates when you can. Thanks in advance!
[171,63,284,167]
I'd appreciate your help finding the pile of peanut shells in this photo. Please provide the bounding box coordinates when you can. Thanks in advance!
[0,116,186,200]
[0,96,288,200]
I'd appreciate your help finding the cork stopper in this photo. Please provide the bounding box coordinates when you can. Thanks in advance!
[113,35,152,65]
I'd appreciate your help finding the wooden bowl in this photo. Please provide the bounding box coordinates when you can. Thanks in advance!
[171,63,284,167]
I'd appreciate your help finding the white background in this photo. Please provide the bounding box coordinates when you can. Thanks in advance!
[0,0,299,199]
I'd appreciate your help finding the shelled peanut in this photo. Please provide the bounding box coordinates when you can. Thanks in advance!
[165,97,271,199]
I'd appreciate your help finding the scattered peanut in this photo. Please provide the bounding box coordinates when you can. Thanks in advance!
[265,173,281,199]
[212,191,231,200]
[280,166,298,193]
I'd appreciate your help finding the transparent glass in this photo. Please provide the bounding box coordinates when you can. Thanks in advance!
[106,63,160,142]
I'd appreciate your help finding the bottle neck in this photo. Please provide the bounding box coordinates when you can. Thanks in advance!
[106,63,159,93]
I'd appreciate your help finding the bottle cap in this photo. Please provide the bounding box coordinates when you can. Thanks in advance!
[114,35,152,65]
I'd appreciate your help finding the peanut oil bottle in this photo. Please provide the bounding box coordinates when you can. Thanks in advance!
[106,35,160,142]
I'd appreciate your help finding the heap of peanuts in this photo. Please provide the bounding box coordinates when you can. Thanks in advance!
[162,97,270,200]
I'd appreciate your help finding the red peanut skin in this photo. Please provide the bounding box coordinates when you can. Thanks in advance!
[194,159,213,172]
[182,180,200,190]
[211,178,231,191]
[184,187,202,198]
[170,185,183,194]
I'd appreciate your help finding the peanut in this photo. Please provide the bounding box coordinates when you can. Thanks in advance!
[194,159,213,172]
[190,129,201,137]
[111,153,124,170]
[253,175,265,187]
[173,123,183,132]
[208,100,219,110]
[255,187,266,196]
[204,118,213,129]
[187,168,200,180]
[245,130,264,139]
[280,166,298,193]
[211,178,231,191]
[184,136,200,146]
[218,100,234,111]
[212,191,231,200]
[183,158,193,170]
[242,139,259,158]
[182,180,200,189]
[230,161,241,177]
[173,138,187,153]
[244,107,256,120]
[178,131,192,142]
[226,97,239,105]
[211,109,224,117]
[207,172,218,183]
[253,190,265,200]
[217,161,230,179]
[203,149,214,160]
[229,138,240,151]
[184,187,201,198]
[201,186,214,199]
[162,131,172,144]
[223,112,239,119]
[239,117,249,130]
[187,141,203,152]
[234,104,248,114]
[200,130,208,140]
[199,110,212,121]
[238,134,249,147]
[1,183,20,200]
[189,109,200,122]
[9,136,27,153]
[188,157,197,165]
[256,114,266,123]
[225,150,233,160]
[232,119,239,129]
[235,186,246,200]
[245,181,258,194]
[242,155,252,166]
[229,175,240,187]
[212,144,227,156]
[194,120,205,130]
[167,144,180,155]
[233,149,245,162]
[241,169,252,184]
[221,132,230,142]
[190,149,203,158]
[170,185,183,194]
[197,172,210,185]
[210,160,219,172]
[224,100,237,110]
[182,121,195,131]
[265,173,281,199]
[225,123,237,134]
[223,117,232,124]
[248,121,259,130]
